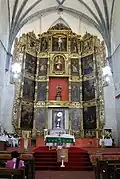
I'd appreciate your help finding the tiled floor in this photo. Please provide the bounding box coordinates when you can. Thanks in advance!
[35,171,95,179]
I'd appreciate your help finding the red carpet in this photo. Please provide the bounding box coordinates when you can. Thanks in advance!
[33,147,93,171]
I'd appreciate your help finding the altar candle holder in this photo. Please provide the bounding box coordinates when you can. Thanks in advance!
[60,155,65,167]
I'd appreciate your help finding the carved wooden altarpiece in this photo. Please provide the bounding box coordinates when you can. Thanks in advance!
[12,24,106,138]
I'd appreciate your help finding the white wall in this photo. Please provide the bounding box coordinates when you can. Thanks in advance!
[104,75,118,144]
[111,0,120,145]
[0,0,14,132]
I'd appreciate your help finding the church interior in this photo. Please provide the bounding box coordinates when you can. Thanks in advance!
[0,0,120,179]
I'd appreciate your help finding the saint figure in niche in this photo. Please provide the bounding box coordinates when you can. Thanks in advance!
[58,36,63,51]
[54,56,64,71]
[72,84,79,101]
[41,38,48,51]
[71,60,79,74]
[71,38,78,53]
[55,85,62,100]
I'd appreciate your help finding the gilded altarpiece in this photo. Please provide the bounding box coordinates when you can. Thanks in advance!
[12,23,105,138]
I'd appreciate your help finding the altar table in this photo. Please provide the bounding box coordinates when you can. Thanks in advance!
[45,134,75,146]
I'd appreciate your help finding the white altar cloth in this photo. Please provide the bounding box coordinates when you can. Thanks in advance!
[45,134,75,148]
[99,138,113,146]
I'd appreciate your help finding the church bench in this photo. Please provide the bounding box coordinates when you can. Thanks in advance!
[95,159,120,179]
[0,168,25,179]
[0,153,35,179]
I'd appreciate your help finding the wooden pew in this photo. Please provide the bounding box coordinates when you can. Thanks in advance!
[95,159,120,179]
[0,153,35,179]
[0,168,25,179]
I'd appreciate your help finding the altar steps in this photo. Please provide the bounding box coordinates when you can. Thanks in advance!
[33,147,93,171]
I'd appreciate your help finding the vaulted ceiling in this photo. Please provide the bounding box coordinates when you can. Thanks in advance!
[7,0,115,56]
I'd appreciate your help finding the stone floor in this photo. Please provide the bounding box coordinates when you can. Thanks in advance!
[35,171,95,179]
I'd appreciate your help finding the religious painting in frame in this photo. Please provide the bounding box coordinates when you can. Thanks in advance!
[71,58,79,76]
[25,53,37,75]
[70,38,78,53]
[40,37,48,52]
[35,108,46,130]
[23,77,35,101]
[20,104,34,129]
[71,82,80,102]
[81,54,94,75]
[83,106,96,130]
[37,82,47,101]
[52,34,67,52]
[52,108,65,130]
[69,108,81,130]
[38,58,48,76]
[82,79,95,101]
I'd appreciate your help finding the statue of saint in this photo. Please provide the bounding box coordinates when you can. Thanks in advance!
[55,85,62,100]
[41,38,48,51]
[58,37,62,51]
[72,60,79,74]
[54,56,63,71]
[71,38,78,52]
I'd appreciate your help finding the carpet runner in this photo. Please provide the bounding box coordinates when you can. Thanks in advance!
[33,147,93,171]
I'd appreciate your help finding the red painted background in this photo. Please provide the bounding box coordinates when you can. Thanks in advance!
[48,77,69,101]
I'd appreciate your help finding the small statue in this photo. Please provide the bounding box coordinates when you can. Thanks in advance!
[58,37,62,51]
[54,56,63,71]
[55,85,62,100]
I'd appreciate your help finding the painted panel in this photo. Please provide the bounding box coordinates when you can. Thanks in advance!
[70,108,81,130]
[37,82,47,101]
[83,106,96,129]
[23,78,35,101]
[81,54,94,75]
[40,37,48,52]
[35,108,46,130]
[71,83,80,102]
[20,105,33,129]
[25,53,37,75]
[82,79,95,101]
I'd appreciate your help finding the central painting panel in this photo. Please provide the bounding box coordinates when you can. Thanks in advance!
[48,77,69,101]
